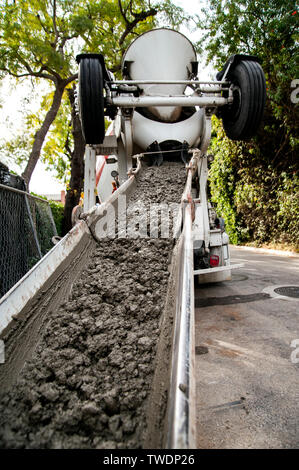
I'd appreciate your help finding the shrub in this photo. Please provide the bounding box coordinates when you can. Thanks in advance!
[208,117,299,251]
[48,200,64,237]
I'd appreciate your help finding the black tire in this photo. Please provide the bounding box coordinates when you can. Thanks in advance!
[222,60,266,140]
[78,57,105,144]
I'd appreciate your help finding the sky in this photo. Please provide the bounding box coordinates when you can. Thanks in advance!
[0,78,65,195]
[0,0,212,196]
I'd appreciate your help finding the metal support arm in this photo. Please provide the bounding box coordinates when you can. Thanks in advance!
[84,145,97,212]
[107,95,229,108]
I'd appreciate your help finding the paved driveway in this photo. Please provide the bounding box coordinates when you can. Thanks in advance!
[195,246,299,449]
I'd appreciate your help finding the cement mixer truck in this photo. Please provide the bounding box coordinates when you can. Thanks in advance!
[0,29,267,449]
[76,28,266,282]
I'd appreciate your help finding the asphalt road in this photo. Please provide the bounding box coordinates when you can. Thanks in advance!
[195,245,299,449]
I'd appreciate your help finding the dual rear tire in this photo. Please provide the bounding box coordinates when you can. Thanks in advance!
[221,60,266,140]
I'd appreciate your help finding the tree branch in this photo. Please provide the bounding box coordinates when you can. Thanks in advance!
[0,67,54,80]
[118,7,157,46]
[64,128,73,161]
[118,0,128,24]
[7,53,56,81]
[64,73,78,86]
[52,0,59,45]
[129,0,133,16]
[36,13,51,35]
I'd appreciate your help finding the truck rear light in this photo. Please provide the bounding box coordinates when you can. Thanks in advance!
[210,254,219,267]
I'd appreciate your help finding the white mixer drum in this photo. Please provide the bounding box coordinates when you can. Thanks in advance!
[122,28,197,122]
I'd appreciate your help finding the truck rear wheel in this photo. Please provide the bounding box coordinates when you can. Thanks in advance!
[78,57,105,144]
[222,60,266,140]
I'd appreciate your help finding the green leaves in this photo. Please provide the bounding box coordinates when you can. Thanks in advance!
[0,0,75,79]
[202,0,298,250]
[208,116,299,250]
[1,0,188,186]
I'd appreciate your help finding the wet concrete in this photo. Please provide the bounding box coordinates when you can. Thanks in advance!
[195,246,299,448]
[0,163,186,449]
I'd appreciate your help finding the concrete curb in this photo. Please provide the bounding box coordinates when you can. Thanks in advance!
[230,244,299,258]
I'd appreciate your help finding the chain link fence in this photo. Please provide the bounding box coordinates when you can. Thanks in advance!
[0,184,57,298]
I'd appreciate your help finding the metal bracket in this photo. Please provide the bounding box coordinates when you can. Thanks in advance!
[122,109,134,172]
[199,112,212,155]
[216,54,261,82]
[194,263,244,276]
[83,145,97,212]
[94,135,118,155]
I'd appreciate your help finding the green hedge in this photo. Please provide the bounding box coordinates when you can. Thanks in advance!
[48,200,64,237]
[30,192,64,237]
[209,117,299,251]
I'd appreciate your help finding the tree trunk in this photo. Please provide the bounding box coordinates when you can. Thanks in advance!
[22,81,65,188]
[61,86,85,235]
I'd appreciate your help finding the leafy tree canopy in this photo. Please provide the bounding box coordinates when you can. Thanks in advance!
[0,0,190,183]
[202,0,298,131]
[201,0,299,249]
